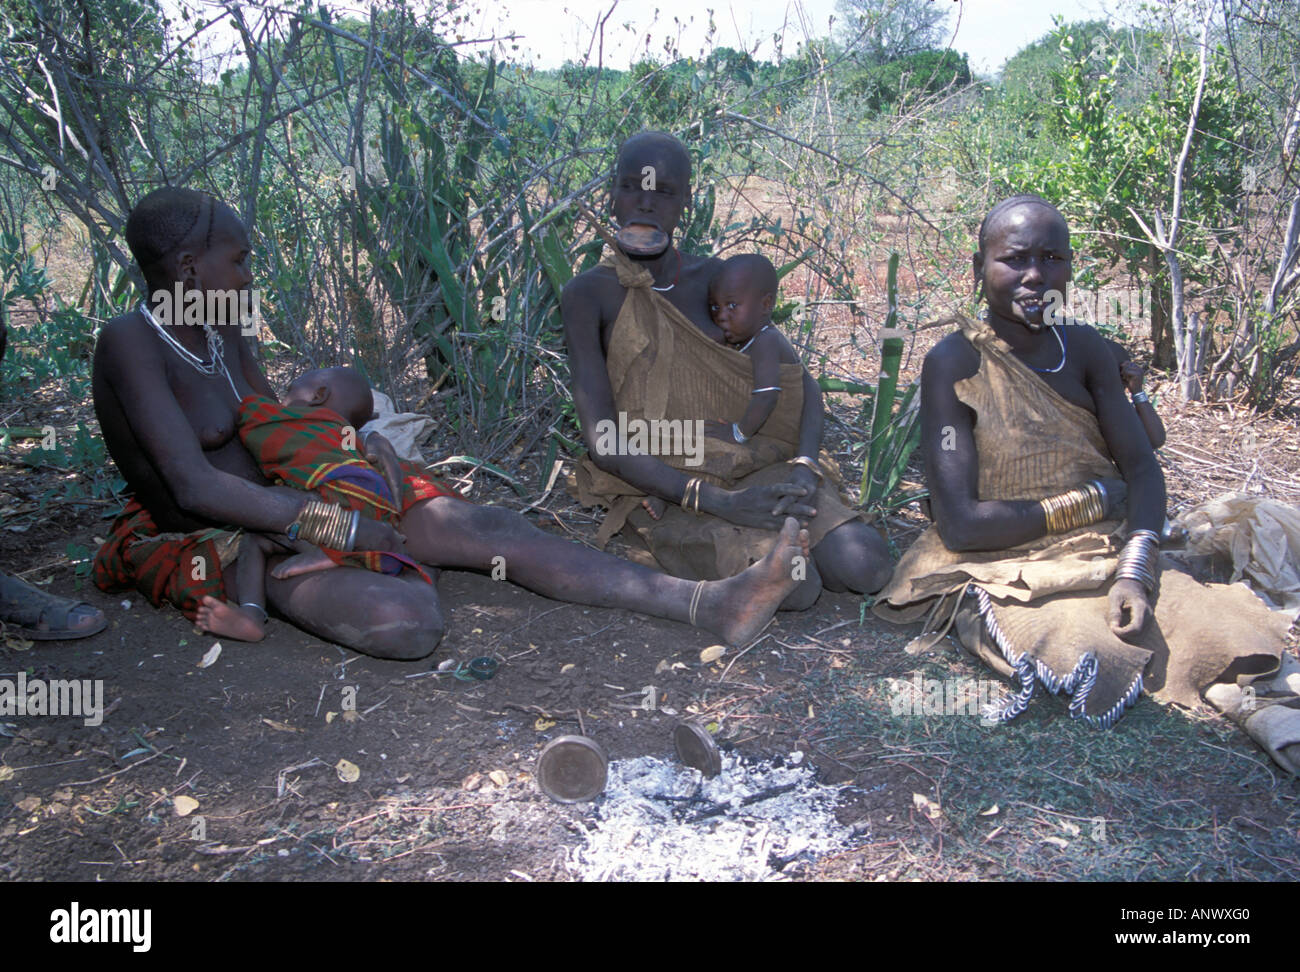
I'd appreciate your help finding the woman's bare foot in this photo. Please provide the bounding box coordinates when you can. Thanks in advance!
[696,517,811,645]
[641,496,668,520]
[195,596,266,642]
[271,548,339,579]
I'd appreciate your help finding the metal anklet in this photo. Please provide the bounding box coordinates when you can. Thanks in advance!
[240,602,268,625]
[688,580,706,627]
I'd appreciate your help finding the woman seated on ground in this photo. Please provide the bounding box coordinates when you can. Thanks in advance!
[873,193,1300,774]
[91,187,809,659]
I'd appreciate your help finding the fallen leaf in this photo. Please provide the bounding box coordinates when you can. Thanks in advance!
[654,659,670,675]
[911,792,942,820]
[197,642,222,668]
[3,633,33,651]
[15,795,40,813]
[335,759,360,783]
[462,772,483,791]
[980,804,1000,816]
[436,658,457,672]
[173,795,200,817]
[830,656,846,669]
[262,718,304,733]
[1042,836,1070,850]
[700,645,725,664]
[1060,821,1081,837]
[341,710,359,724]
[533,717,556,731]
[560,663,575,674]
[660,706,678,716]
[0,767,12,782]
[324,711,338,723]
[488,770,509,787]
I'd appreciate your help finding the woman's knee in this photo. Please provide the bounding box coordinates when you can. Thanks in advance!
[353,595,445,660]
[814,522,894,595]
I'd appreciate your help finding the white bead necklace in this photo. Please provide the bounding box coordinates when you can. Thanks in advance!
[139,302,240,399]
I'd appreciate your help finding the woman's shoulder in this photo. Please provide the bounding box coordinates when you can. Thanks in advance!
[94,308,161,374]
[923,330,980,380]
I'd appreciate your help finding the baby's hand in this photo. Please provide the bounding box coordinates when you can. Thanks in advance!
[641,496,668,520]
[1120,360,1144,394]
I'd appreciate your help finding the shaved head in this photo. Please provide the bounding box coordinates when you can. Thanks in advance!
[978,194,1068,254]
[288,366,374,429]
[716,253,778,296]
[614,130,691,184]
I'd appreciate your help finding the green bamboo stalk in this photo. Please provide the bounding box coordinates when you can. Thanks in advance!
[862,252,903,505]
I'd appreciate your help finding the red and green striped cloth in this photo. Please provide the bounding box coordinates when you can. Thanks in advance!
[237,395,462,580]
[93,500,232,621]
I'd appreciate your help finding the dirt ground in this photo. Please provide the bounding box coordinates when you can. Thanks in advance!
[3,267,1300,881]
[4,390,1300,883]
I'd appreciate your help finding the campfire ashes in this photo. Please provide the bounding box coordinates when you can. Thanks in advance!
[565,751,862,881]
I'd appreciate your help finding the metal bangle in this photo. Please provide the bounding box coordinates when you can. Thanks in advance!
[790,455,825,482]
[732,423,747,444]
[344,509,360,552]
[1132,391,1149,404]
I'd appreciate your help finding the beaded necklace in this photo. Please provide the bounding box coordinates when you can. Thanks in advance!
[650,248,682,292]
[139,301,240,399]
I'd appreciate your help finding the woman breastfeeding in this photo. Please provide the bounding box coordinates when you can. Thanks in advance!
[92,188,807,658]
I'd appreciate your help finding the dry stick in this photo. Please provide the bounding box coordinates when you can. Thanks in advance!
[276,757,326,799]
[65,747,173,787]
[718,633,772,684]
[685,782,802,823]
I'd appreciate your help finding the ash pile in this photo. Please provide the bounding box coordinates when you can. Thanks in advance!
[565,751,863,881]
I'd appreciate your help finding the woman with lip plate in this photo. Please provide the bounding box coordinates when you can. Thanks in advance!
[873,194,1300,773]
[563,131,894,608]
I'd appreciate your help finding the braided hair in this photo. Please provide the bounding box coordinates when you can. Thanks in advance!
[125,187,218,285]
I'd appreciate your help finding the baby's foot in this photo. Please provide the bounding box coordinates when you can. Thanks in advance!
[195,596,267,643]
[641,496,668,520]
[271,548,339,579]
[695,517,811,645]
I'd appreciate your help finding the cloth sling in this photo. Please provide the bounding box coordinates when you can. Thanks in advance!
[874,314,1288,728]
[93,500,236,621]
[568,247,862,580]
[237,395,464,581]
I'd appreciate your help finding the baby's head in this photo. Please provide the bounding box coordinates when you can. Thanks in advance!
[708,254,778,345]
[284,367,375,430]
[126,187,252,322]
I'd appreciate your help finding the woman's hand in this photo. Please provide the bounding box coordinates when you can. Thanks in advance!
[353,515,406,555]
[709,482,815,530]
[1107,577,1151,640]
[703,420,735,442]
[1120,360,1144,395]
[772,465,820,521]
[362,431,405,507]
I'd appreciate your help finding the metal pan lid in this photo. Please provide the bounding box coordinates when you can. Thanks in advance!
[535,735,608,804]
[673,722,722,777]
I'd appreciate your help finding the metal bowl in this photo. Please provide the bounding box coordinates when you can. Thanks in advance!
[536,735,608,804]
[673,722,722,777]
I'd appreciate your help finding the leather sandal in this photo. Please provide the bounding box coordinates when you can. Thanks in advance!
[0,571,107,641]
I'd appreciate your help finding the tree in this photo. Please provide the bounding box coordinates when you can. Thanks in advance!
[836,0,953,67]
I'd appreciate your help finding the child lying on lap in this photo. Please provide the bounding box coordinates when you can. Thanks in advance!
[195,367,462,641]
